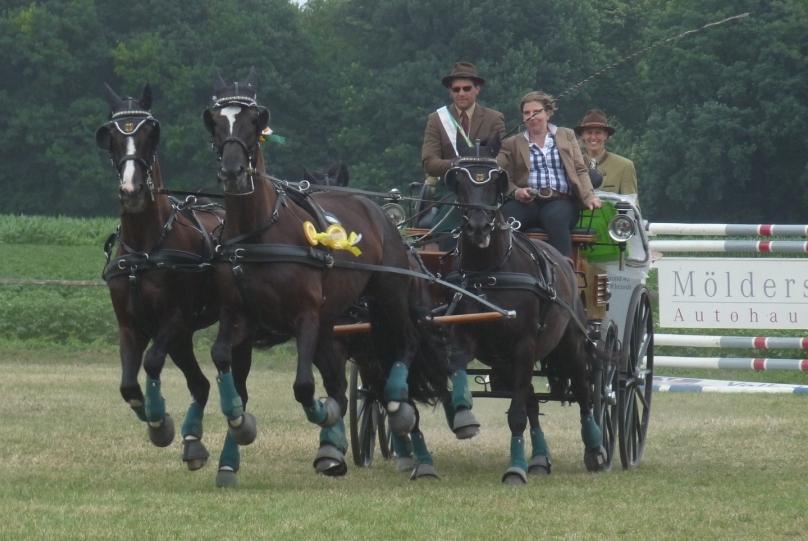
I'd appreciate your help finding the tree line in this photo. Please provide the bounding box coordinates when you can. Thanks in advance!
[1,0,805,223]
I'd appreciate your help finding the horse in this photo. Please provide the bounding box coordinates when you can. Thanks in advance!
[441,132,610,484]
[304,161,448,478]
[95,83,226,474]
[302,161,350,187]
[201,68,449,480]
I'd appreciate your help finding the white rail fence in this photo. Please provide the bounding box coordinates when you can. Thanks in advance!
[647,223,808,394]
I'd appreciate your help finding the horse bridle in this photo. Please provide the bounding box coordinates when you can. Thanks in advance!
[208,98,267,195]
[447,157,507,230]
[104,110,160,195]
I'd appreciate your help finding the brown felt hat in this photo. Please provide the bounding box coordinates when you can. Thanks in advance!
[574,109,616,136]
[441,62,485,88]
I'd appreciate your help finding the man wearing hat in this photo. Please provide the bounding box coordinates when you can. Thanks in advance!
[421,62,505,179]
[575,109,638,197]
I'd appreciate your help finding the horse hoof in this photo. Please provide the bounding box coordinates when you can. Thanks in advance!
[387,402,416,436]
[502,466,527,485]
[395,455,416,473]
[528,455,551,476]
[583,446,608,472]
[228,412,257,446]
[314,445,348,477]
[182,438,210,471]
[452,409,480,440]
[215,467,238,488]
[147,413,175,447]
[410,463,440,481]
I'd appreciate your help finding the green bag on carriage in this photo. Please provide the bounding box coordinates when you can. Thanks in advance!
[577,201,624,263]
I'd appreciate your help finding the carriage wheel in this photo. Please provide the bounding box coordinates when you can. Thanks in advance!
[592,321,619,471]
[348,362,391,467]
[618,285,655,469]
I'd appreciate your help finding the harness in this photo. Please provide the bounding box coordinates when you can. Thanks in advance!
[103,198,223,337]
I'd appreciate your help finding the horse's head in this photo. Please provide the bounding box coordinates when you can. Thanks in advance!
[202,67,270,195]
[302,161,350,187]
[95,83,161,213]
[443,131,508,248]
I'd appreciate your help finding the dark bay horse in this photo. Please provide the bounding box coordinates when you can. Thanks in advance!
[202,69,449,480]
[95,84,226,473]
[442,133,609,484]
[305,162,445,478]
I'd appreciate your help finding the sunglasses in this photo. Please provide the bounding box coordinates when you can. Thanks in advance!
[451,85,474,93]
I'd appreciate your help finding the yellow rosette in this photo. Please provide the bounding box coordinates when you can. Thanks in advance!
[303,221,362,257]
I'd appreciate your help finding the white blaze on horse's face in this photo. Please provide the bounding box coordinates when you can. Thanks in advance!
[221,105,242,135]
[119,136,137,194]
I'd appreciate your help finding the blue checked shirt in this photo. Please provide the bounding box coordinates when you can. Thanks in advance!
[525,131,573,195]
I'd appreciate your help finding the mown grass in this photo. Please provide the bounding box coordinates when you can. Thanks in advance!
[1,353,806,541]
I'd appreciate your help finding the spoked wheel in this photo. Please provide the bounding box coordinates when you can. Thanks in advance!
[348,361,391,467]
[618,285,655,469]
[592,321,619,471]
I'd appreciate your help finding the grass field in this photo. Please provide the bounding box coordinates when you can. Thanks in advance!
[1,347,807,541]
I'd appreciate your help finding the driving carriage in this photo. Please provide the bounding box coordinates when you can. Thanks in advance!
[346,163,654,476]
[99,70,652,486]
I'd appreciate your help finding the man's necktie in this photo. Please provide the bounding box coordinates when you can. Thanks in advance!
[460,111,469,135]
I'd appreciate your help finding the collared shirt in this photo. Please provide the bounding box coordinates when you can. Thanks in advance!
[524,130,572,194]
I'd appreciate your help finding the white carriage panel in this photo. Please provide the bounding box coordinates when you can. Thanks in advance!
[657,257,808,330]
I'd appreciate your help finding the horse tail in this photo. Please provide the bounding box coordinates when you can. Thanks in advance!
[367,298,450,406]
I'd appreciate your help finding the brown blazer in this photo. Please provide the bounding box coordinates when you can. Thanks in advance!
[497,126,598,208]
[421,103,506,177]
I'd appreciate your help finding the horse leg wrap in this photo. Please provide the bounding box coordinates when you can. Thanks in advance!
[319,419,348,453]
[216,372,244,421]
[530,427,551,459]
[392,433,416,473]
[410,431,433,466]
[144,378,166,423]
[181,401,205,439]
[441,396,456,430]
[502,437,528,485]
[409,432,439,480]
[129,399,148,422]
[315,420,348,477]
[384,362,409,402]
[451,370,473,410]
[303,397,341,427]
[581,412,603,450]
[216,433,240,488]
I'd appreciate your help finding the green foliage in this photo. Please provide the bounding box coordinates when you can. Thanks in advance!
[0,0,806,223]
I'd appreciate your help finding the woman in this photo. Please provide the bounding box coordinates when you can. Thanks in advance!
[497,91,601,257]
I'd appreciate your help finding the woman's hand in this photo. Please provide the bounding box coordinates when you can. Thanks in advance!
[515,187,535,202]
[587,197,602,210]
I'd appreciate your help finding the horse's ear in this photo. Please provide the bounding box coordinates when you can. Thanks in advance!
[202,109,216,135]
[444,169,458,193]
[497,169,510,196]
[335,161,350,186]
[212,68,227,92]
[95,125,111,150]
[139,83,153,111]
[487,132,502,158]
[244,66,258,89]
[455,129,472,157]
[255,107,270,132]
[103,83,122,111]
[149,120,161,147]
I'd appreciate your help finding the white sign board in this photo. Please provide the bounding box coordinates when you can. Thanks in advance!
[657,257,808,330]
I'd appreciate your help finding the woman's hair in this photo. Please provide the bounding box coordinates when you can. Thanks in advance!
[519,91,555,115]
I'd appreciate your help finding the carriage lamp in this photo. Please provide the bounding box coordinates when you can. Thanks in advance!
[607,202,636,270]
[382,203,406,227]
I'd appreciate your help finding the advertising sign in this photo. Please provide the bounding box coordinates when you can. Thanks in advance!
[656,257,808,329]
